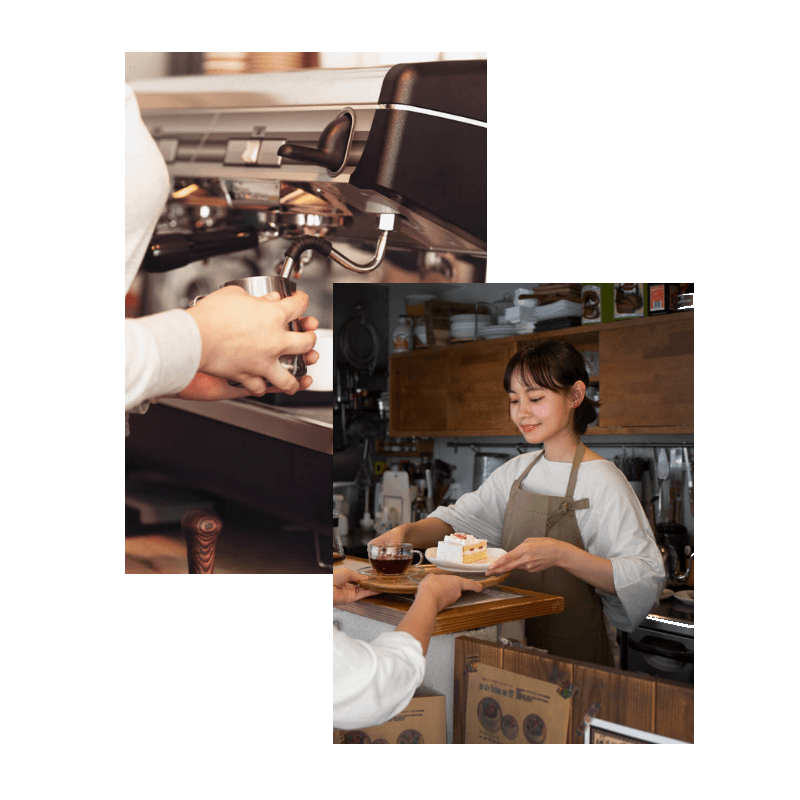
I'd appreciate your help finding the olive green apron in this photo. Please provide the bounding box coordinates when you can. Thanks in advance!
[500,441,614,667]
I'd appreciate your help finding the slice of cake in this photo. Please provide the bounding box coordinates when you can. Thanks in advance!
[436,532,488,564]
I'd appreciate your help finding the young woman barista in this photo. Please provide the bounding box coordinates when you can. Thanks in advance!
[368,340,665,667]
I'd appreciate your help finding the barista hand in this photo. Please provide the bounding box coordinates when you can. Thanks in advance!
[366,526,406,548]
[185,286,318,396]
[485,537,568,576]
[173,298,320,400]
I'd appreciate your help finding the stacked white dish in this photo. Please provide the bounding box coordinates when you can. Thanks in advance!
[480,324,519,340]
[502,305,537,324]
[501,304,537,335]
[450,313,489,340]
[532,299,583,321]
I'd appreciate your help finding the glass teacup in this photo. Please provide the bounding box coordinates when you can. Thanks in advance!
[367,543,424,577]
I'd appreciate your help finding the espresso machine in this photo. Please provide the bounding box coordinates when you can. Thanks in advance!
[133,58,486,287]
[125,60,486,571]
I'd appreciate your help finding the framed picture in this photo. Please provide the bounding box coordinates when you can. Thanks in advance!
[584,718,686,744]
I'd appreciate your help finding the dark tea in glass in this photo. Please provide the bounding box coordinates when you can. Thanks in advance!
[366,543,423,577]
[369,554,413,575]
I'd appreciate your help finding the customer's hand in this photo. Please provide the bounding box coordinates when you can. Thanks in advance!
[333,568,379,606]
[415,574,484,613]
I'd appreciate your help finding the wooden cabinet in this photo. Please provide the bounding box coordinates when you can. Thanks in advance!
[599,313,693,431]
[389,313,693,437]
[389,339,518,437]
[445,339,519,437]
[389,348,450,434]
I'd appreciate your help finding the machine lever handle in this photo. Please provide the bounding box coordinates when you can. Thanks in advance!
[278,112,352,172]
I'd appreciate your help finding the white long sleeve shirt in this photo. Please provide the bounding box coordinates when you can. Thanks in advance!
[125,83,201,413]
[333,627,426,730]
[428,451,666,632]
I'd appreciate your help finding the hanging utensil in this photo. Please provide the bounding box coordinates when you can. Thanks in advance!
[683,447,693,516]
[672,448,683,524]
[657,448,669,523]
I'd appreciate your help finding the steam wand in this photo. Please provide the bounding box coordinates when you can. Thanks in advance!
[280,214,396,279]
[140,214,395,277]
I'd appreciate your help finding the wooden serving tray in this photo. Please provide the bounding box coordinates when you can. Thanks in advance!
[356,564,510,594]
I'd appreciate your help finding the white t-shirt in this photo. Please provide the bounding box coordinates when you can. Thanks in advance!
[428,451,666,632]
[125,84,201,413]
[333,626,426,730]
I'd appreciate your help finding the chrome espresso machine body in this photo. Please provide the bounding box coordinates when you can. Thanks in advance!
[133,59,486,281]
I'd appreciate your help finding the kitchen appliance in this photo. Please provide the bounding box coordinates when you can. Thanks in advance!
[472,451,510,489]
[131,59,486,283]
[655,522,694,587]
[376,470,412,527]
[127,60,484,569]
[621,599,694,685]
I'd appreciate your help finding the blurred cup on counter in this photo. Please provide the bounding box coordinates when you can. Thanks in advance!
[305,328,333,391]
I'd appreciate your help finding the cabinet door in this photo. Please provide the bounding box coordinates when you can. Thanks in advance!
[390,340,519,436]
[599,314,693,429]
[447,340,519,436]
[390,349,450,435]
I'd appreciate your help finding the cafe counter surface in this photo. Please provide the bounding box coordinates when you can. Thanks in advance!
[334,556,564,633]
[333,556,565,742]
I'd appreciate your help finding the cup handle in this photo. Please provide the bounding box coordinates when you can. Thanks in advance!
[411,549,425,567]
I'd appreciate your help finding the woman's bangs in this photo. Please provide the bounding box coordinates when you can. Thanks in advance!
[513,354,562,393]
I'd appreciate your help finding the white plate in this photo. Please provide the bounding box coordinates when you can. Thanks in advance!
[425,546,507,573]
[450,323,488,331]
[450,314,482,323]
[660,588,675,601]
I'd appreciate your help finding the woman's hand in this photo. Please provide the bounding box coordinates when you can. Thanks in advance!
[366,526,407,548]
[485,537,571,576]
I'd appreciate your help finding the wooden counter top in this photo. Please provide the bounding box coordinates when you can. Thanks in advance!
[335,557,564,637]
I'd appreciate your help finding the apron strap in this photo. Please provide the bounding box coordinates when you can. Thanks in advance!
[565,441,585,498]
[513,449,544,491]
[545,441,588,530]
